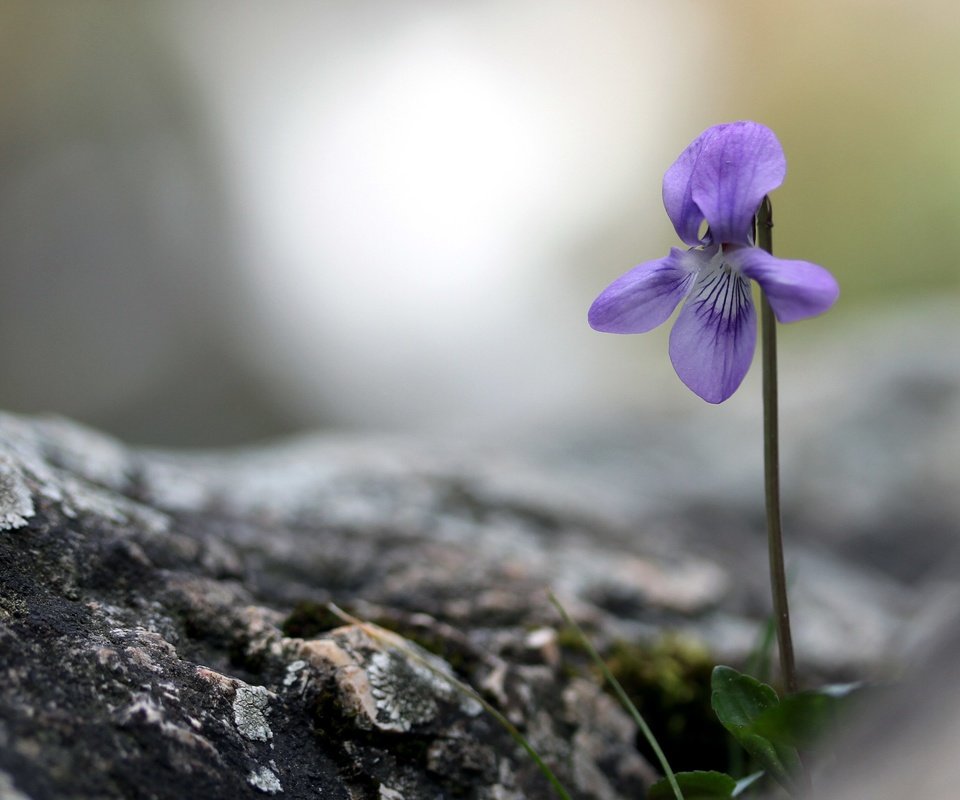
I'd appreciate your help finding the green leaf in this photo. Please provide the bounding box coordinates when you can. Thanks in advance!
[710,666,804,795]
[647,771,737,800]
[751,683,865,748]
[711,666,780,727]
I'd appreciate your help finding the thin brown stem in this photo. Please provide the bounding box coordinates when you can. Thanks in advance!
[756,196,798,694]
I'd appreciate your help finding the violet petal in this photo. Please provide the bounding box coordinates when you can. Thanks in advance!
[588,249,698,334]
[662,126,719,246]
[668,265,757,402]
[689,121,786,246]
[730,247,840,323]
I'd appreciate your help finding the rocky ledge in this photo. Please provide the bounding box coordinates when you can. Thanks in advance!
[0,318,957,800]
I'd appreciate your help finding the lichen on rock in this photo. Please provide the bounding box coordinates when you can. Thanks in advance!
[0,454,33,531]
[247,764,283,794]
[299,624,480,734]
[233,684,274,742]
[0,405,947,799]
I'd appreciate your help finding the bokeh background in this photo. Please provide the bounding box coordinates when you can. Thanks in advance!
[1,0,957,447]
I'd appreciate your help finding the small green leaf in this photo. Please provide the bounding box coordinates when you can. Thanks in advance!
[711,666,779,728]
[647,771,737,800]
[751,683,865,748]
[710,666,804,795]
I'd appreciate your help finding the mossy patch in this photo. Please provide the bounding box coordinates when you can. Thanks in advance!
[603,634,727,773]
[559,628,730,774]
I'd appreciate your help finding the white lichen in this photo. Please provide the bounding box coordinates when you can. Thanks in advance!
[383,642,483,719]
[30,416,131,490]
[0,454,34,531]
[366,650,439,731]
[0,413,168,534]
[233,685,273,742]
[282,659,307,687]
[301,626,481,735]
[247,765,283,794]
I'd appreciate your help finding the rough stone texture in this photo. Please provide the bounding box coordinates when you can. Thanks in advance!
[0,413,665,800]
[0,307,957,798]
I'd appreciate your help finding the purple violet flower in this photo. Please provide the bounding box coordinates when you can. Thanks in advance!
[588,121,839,403]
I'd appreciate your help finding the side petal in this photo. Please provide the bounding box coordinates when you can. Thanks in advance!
[588,249,697,334]
[662,126,719,246]
[668,266,757,403]
[689,121,786,246]
[729,247,839,323]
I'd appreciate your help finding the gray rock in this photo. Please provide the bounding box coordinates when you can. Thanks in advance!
[0,340,955,800]
[0,414,662,799]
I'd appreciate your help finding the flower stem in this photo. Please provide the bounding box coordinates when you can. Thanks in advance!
[756,196,798,695]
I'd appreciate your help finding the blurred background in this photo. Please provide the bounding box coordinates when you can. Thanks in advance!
[1,0,958,447]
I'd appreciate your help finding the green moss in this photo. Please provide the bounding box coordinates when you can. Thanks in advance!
[605,635,711,706]
[557,629,731,773]
[602,634,728,773]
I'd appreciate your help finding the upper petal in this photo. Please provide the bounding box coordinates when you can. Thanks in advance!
[692,121,785,245]
[664,121,786,247]
[588,248,698,334]
[668,265,757,402]
[662,127,719,246]
[728,247,839,323]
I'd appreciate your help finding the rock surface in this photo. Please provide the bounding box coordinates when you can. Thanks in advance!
[0,413,659,799]
[0,311,957,800]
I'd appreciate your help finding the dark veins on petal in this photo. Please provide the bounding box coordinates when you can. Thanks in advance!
[692,268,751,345]
[654,266,695,293]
